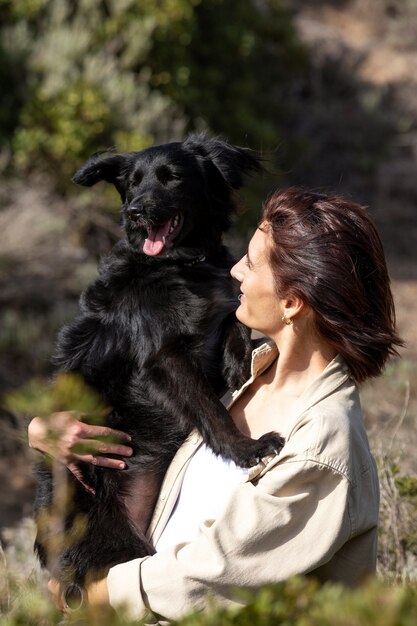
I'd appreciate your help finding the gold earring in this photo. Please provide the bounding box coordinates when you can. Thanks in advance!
[281,315,293,326]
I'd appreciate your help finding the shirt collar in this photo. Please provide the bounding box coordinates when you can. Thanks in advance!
[250,339,279,378]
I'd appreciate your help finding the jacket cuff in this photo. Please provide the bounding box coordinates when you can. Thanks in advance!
[107,557,152,620]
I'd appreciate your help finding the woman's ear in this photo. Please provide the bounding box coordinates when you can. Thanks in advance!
[281,296,306,322]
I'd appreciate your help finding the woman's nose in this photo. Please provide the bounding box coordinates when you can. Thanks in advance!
[230,259,243,281]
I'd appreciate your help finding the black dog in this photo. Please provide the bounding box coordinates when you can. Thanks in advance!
[35,134,284,600]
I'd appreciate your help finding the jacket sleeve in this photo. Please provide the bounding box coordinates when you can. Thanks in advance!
[107,450,352,623]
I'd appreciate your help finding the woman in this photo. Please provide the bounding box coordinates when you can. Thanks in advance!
[29,187,402,622]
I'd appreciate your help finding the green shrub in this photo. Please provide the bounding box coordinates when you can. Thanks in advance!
[4,372,106,421]
[0,0,305,193]
[1,574,417,626]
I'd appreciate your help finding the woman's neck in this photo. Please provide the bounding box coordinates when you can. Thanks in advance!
[229,337,337,439]
[229,321,337,440]
[265,329,337,398]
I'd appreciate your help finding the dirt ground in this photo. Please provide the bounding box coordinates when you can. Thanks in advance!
[392,280,417,357]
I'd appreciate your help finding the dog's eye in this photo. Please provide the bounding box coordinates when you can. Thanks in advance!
[132,170,143,184]
[156,165,176,185]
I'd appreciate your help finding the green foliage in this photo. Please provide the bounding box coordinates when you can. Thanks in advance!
[0,0,305,191]
[176,578,417,626]
[13,81,116,181]
[1,575,417,626]
[396,475,417,499]
[4,372,106,420]
[0,578,61,626]
[146,0,306,145]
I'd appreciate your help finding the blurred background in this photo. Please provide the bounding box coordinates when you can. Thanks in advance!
[0,0,416,582]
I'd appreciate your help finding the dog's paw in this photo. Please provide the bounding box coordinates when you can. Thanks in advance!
[251,432,285,462]
[227,432,285,468]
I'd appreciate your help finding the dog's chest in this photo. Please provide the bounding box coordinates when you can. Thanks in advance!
[97,257,236,338]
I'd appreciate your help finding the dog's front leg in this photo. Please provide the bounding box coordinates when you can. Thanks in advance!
[139,339,284,468]
[221,315,253,390]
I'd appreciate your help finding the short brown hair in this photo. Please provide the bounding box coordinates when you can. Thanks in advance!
[261,188,403,383]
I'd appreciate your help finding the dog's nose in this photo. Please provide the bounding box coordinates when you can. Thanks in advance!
[127,205,143,222]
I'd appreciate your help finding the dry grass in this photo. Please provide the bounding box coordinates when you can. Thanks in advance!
[360,357,417,581]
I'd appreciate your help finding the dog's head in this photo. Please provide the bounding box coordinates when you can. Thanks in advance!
[72,133,262,259]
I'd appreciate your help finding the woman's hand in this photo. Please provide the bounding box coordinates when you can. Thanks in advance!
[48,576,110,613]
[28,411,133,470]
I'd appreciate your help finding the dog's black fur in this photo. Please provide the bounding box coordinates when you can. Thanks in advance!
[35,134,284,591]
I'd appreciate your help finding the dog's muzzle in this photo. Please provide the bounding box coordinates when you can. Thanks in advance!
[127,205,143,223]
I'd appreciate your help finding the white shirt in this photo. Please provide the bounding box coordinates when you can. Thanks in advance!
[155,443,248,552]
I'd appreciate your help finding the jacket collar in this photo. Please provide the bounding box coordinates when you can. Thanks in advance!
[242,343,352,481]
[250,339,279,378]
[226,340,278,405]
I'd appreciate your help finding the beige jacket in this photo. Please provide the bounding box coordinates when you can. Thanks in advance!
[107,342,379,623]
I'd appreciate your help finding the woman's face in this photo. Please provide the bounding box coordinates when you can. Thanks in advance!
[231,227,282,336]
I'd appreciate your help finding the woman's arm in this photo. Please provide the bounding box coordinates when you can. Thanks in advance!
[104,455,353,622]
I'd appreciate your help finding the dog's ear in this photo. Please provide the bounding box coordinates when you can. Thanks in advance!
[72,152,130,198]
[183,133,263,189]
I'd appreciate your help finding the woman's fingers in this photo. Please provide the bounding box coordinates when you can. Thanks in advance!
[76,422,132,444]
[74,454,128,470]
[69,423,133,467]
[28,411,134,468]
[70,437,133,458]
[47,578,66,612]
[71,438,133,469]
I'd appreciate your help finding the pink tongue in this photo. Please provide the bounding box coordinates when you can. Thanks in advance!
[143,219,173,256]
